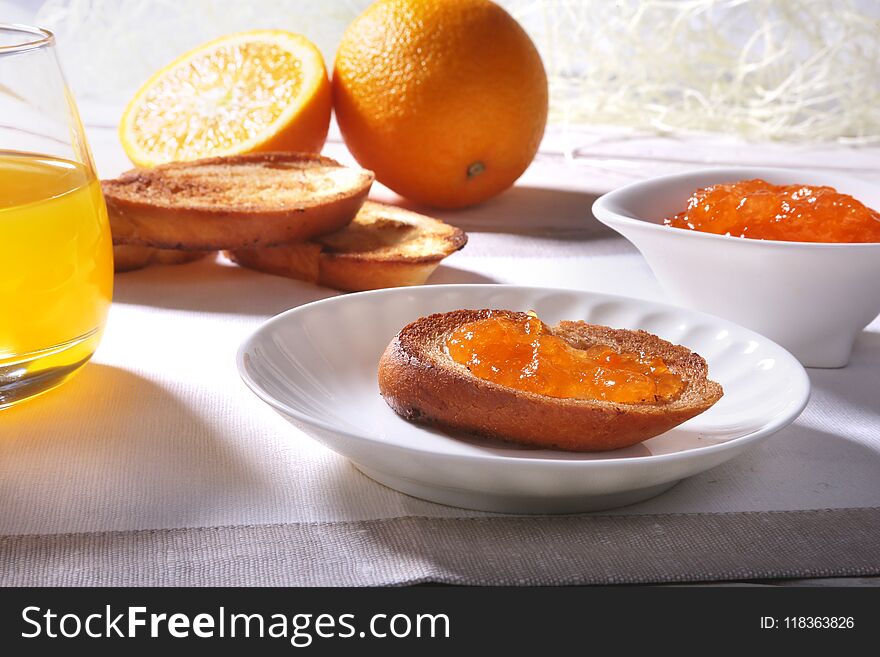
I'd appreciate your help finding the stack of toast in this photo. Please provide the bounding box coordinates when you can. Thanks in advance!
[103,152,467,291]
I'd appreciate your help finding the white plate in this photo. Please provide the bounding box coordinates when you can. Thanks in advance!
[237,285,810,513]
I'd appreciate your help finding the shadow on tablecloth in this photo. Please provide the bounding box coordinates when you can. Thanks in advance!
[0,363,270,534]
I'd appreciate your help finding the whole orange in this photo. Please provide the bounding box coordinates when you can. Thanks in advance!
[333,0,548,209]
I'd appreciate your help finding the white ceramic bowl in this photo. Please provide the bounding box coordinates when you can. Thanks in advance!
[592,167,880,368]
[237,285,809,514]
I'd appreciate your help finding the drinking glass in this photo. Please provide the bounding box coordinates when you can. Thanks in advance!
[0,24,113,408]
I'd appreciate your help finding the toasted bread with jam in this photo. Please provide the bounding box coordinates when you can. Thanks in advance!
[227,201,467,291]
[378,309,723,452]
[103,152,373,251]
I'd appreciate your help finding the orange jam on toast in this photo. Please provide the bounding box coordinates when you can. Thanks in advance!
[445,315,685,404]
[664,179,880,243]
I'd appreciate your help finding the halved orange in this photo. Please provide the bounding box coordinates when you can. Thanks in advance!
[120,30,331,167]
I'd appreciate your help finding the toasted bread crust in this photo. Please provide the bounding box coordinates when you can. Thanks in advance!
[378,309,724,452]
[113,244,214,272]
[227,201,467,291]
[103,152,373,250]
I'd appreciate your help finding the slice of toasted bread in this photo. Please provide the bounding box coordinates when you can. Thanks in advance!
[226,201,467,291]
[378,309,724,452]
[102,152,374,251]
[113,244,214,272]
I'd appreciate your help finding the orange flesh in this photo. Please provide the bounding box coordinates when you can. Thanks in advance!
[131,42,306,161]
[445,315,685,404]
[664,178,880,243]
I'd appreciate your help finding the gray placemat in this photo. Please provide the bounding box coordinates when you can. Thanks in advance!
[3,508,878,586]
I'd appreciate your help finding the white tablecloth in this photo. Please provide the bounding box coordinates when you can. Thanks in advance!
[1,111,878,585]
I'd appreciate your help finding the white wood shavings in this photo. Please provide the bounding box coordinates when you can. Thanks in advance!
[35,0,880,143]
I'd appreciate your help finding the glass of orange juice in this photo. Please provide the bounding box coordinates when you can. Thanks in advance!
[0,25,113,409]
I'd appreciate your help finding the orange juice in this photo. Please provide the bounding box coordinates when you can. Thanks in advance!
[0,151,113,406]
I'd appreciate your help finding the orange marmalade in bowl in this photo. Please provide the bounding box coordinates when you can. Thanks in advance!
[445,315,684,404]
[664,179,880,243]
